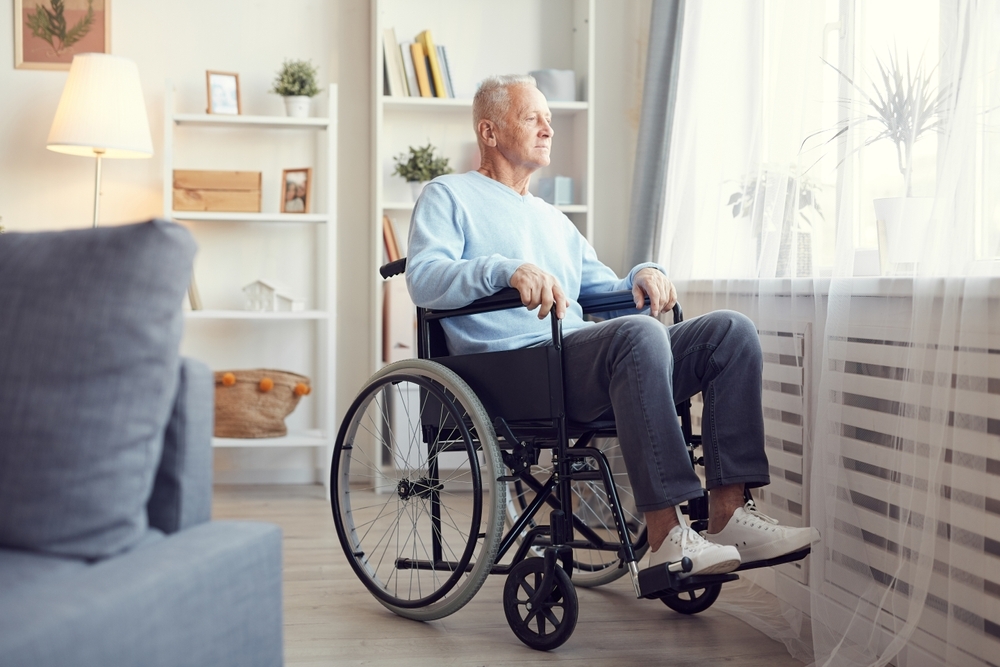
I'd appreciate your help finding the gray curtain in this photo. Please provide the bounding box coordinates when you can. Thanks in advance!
[624,0,686,267]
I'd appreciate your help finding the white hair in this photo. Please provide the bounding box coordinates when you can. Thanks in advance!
[473,74,537,129]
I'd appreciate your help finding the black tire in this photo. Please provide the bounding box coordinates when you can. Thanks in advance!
[503,558,579,651]
[505,437,647,587]
[660,582,722,614]
[331,360,506,621]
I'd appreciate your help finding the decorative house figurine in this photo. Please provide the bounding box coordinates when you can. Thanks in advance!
[243,279,304,312]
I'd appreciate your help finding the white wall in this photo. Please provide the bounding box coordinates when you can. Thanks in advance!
[0,0,650,483]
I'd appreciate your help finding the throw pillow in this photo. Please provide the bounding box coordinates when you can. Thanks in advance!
[0,220,196,559]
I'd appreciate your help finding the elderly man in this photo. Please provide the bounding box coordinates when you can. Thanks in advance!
[406,74,817,577]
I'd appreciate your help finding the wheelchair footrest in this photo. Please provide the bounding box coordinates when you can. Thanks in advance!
[733,546,811,572]
[637,564,739,599]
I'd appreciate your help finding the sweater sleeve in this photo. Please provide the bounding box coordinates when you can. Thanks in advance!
[405,181,524,309]
[578,227,669,318]
[578,234,629,295]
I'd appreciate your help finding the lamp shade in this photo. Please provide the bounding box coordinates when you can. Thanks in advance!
[47,53,153,159]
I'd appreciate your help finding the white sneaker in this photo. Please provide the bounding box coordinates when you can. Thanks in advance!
[702,500,820,563]
[648,507,741,577]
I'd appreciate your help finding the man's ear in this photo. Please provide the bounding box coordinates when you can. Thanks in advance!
[478,120,497,147]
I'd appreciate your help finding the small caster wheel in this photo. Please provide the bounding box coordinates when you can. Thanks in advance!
[503,557,578,650]
[660,582,722,614]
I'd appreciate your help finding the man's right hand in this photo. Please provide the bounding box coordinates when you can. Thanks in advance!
[510,263,569,320]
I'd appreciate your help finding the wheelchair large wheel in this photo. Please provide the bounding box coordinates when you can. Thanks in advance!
[331,359,506,621]
[503,557,579,651]
[659,582,722,614]
[506,437,647,588]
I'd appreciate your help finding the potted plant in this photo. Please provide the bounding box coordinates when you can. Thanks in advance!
[727,168,825,277]
[270,59,321,118]
[392,144,453,199]
[802,51,951,263]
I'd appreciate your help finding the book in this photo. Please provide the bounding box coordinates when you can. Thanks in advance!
[410,42,433,97]
[382,215,401,262]
[416,30,447,98]
[436,45,455,98]
[426,56,438,97]
[399,42,420,98]
[383,28,407,96]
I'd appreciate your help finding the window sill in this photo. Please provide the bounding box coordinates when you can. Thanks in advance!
[674,275,1000,299]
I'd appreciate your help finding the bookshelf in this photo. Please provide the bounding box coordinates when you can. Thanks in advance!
[371,0,596,377]
[164,84,338,494]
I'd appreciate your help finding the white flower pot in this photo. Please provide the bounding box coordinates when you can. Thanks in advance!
[873,197,934,264]
[409,181,429,201]
[283,96,311,118]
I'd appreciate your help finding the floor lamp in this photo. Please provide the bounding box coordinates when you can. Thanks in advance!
[46,53,153,228]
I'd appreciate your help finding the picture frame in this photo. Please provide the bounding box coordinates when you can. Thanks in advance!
[14,0,111,70]
[280,168,312,214]
[206,71,241,115]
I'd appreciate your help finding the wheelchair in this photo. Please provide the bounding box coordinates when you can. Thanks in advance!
[330,258,810,650]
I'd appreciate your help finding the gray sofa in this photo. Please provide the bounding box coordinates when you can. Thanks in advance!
[0,221,283,667]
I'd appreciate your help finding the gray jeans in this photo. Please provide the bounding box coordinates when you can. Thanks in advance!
[561,310,769,513]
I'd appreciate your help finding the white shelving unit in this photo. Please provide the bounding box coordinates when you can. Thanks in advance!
[163,84,338,494]
[371,0,596,377]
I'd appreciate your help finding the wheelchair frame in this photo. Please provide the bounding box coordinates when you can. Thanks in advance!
[330,258,809,650]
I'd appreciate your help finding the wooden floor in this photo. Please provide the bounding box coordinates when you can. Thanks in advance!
[213,484,805,667]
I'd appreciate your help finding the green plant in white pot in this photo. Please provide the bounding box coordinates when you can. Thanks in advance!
[802,51,951,264]
[271,59,321,118]
[393,144,453,200]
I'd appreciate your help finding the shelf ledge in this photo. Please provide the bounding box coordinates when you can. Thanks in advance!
[173,113,330,129]
[384,201,586,214]
[382,97,588,114]
[168,211,328,223]
[185,310,329,320]
[212,430,329,448]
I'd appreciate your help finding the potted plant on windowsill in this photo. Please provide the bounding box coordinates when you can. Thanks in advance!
[802,51,951,264]
[392,144,453,200]
[271,59,321,118]
[727,167,825,278]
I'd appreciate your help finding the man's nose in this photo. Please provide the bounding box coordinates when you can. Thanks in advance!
[540,120,553,137]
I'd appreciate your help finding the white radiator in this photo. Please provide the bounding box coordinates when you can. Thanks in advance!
[824,324,1000,667]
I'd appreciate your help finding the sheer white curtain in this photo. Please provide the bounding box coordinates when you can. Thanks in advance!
[659,1,1000,665]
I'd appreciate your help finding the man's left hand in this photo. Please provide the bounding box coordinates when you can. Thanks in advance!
[632,268,676,318]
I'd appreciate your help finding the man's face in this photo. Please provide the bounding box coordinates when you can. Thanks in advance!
[494,85,553,172]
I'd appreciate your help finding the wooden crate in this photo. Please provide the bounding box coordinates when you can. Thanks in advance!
[173,170,261,212]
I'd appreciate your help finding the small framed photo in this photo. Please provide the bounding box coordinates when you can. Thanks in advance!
[15,0,111,70]
[206,71,241,115]
[281,168,312,214]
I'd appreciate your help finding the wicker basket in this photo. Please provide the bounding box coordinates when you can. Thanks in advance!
[213,369,311,438]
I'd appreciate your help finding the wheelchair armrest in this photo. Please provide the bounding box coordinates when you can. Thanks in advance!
[423,288,525,321]
[579,290,683,323]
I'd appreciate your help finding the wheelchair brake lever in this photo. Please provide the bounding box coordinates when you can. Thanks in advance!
[495,417,537,482]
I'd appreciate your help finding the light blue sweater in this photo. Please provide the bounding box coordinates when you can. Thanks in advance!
[406,171,665,355]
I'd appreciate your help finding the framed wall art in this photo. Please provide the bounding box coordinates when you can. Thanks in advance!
[14,0,110,70]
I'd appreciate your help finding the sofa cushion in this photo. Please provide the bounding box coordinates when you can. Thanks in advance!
[0,220,196,559]
[147,357,214,534]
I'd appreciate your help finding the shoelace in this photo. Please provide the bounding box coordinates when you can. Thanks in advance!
[741,500,780,527]
[674,525,715,554]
